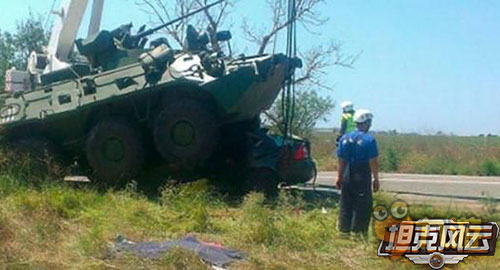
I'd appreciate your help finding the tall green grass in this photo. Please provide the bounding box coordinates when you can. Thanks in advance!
[0,142,499,269]
[0,171,498,269]
[311,133,500,176]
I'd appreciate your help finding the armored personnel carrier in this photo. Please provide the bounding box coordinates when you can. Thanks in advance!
[0,0,301,183]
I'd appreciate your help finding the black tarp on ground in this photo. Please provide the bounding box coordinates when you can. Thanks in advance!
[112,235,246,267]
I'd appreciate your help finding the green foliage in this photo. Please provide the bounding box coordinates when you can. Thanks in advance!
[0,13,48,91]
[77,223,107,256]
[0,145,63,185]
[0,135,498,269]
[0,31,16,89]
[266,90,334,138]
[160,247,208,270]
[239,193,279,245]
[0,172,498,269]
[382,147,399,171]
[11,14,48,67]
[0,207,4,230]
[481,160,500,176]
[161,180,219,233]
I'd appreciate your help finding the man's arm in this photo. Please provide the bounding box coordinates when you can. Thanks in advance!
[369,158,380,192]
[336,158,347,189]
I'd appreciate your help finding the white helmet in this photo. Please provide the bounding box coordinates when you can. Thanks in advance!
[354,109,373,123]
[340,101,354,112]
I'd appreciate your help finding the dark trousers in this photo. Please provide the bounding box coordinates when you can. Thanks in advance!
[338,163,372,234]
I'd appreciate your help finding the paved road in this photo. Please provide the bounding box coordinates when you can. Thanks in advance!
[313,172,500,200]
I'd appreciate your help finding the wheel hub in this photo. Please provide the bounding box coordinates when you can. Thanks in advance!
[102,137,125,162]
[171,120,196,147]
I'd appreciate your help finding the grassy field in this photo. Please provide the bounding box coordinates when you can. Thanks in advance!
[0,169,499,269]
[311,132,500,176]
[0,135,499,269]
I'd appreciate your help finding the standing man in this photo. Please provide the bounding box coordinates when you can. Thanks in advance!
[335,109,380,236]
[339,101,356,136]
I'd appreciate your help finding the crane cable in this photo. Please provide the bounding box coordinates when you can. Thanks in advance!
[282,0,297,143]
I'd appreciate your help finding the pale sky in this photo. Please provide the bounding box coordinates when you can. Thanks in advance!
[0,0,499,135]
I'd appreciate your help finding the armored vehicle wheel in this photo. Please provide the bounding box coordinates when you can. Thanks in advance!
[154,99,219,168]
[86,118,145,183]
[245,168,280,196]
[11,137,65,176]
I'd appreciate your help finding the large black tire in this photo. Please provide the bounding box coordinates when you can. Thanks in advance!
[10,137,65,177]
[85,118,145,183]
[153,98,219,169]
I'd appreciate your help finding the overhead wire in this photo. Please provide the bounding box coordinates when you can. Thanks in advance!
[290,0,297,141]
[282,0,297,142]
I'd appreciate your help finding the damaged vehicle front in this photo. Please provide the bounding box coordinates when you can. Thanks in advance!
[243,129,317,195]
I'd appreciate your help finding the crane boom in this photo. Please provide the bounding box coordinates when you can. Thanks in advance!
[44,0,105,73]
[88,0,104,37]
[47,0,89,62]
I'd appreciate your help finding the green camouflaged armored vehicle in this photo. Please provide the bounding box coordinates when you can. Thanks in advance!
[0,4,300,183]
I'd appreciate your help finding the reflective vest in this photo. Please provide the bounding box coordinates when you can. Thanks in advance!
[341,112,356,133]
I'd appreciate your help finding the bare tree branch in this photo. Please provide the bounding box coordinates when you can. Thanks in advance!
[194,0,232,51]
[136,0,233,51]
[293,41,359,91]
[242,0,328,54]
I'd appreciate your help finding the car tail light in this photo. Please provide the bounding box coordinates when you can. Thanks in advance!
[293,144,309,160]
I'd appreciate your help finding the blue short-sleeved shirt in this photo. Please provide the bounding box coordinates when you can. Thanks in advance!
[336,130,378,165]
